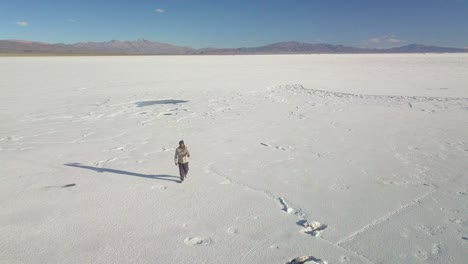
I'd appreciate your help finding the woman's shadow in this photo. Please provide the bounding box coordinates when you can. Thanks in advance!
[64,163,180,182]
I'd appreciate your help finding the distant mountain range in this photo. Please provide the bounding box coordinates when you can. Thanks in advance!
[1,39,466,55]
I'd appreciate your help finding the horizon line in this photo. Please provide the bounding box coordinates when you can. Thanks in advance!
[2,38,467,50]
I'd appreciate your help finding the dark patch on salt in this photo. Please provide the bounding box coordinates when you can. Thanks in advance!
[136,100,188,107]
[286,255,324,264]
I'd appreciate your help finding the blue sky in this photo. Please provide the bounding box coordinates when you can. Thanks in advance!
[1,0,467,48]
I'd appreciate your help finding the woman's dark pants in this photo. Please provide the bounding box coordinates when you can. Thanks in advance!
[178,162,189,181]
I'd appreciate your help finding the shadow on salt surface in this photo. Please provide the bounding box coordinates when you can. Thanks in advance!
[64,163,179,182]
[136,100,188,107]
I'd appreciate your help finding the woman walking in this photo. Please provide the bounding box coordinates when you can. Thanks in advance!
[174,140,190,183]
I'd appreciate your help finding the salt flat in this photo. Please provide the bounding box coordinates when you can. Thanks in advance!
[1,54,467,264]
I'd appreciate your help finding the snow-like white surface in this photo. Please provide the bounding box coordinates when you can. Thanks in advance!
[1,54,467,264]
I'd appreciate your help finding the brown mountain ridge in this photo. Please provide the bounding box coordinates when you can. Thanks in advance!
[1,39,466,55]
